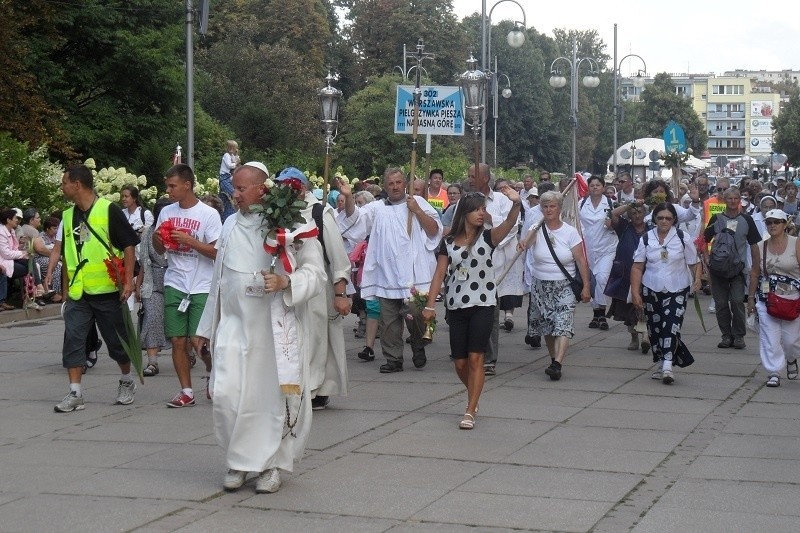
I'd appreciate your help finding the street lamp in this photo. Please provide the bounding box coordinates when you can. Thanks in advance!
[480,0,526,164]
[549,35,600,178]
[318,71,342,203]
[491,56,512,167]
[460,55,488,173]
[611,24,647,176]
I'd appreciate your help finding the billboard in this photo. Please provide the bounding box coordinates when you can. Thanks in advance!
[749,136,773,154]
[394,85,464,136]
[750,117,773,135]
[751,100,774,118]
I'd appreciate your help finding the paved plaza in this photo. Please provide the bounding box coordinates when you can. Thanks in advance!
[1,295,798,532]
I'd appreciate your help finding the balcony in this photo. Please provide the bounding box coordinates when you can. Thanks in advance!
[707,111,746,119]
[708,130,745,138]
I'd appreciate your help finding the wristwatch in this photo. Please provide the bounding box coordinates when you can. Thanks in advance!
[335,292,347,298]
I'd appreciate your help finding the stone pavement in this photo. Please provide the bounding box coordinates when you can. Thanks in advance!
[1,295,799,532]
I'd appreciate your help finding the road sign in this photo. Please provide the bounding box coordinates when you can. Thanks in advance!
[649,150,660,162]
[663,120,687,153]
[648,161,660,171]
[394,85,464,136]
[715,155,728,168]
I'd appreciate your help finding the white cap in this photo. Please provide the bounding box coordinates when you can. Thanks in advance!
[242,161,270,178]
[12,208,23,219]
[764,209,788,221]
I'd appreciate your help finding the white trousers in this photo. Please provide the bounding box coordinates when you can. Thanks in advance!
[756,301,800,375]
[589,253,613,308]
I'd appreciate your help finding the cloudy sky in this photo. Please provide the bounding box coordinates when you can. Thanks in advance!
[452,0,799,76]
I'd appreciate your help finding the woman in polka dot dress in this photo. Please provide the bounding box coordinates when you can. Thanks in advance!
[423,186,521,430]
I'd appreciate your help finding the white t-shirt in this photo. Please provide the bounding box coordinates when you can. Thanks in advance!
[156,201,222,294]
[530,223,583,281]
[125,206,154,232]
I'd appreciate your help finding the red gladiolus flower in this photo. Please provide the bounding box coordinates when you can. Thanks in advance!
[157,220,189,250]
[104,256,126,286]
[282,178,304,191]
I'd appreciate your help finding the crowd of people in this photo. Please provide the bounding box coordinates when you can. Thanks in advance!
[4,142,800,495]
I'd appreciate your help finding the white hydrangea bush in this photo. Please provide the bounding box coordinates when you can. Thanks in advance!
[86,158,159,205]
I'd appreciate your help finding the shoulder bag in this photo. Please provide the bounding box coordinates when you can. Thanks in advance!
[762,241,800,321]
[541,224,590,300]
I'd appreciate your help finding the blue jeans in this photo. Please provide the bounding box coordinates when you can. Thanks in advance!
[0,261,27,304]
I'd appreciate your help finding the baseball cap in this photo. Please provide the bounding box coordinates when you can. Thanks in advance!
[12,208,23,219]
[764,209,788,221]
[276,167,309,186]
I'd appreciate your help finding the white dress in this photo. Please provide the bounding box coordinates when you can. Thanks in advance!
[196,211,326,473]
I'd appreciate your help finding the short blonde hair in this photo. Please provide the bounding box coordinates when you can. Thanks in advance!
[538,190,563,207]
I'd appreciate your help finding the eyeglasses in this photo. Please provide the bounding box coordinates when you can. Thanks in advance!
[765,219,786,226]
[655,216,674,222]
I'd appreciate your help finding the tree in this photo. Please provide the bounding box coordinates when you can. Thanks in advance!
[636,73,708,153]
[773,86,800,165]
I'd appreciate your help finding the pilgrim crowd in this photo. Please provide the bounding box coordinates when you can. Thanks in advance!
[3,150,799,494]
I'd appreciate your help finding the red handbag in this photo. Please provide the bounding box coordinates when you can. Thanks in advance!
[762,242,800,321]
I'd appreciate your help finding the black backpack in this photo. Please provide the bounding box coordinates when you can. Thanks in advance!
[708,215,744,279]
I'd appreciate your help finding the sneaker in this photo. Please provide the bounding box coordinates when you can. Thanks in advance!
[357,346,375,361]
[115,380,136,405]
[223,469,247,491]
[484,364,496,376]
[379,362,403,373]
[708,303,716,313]
[766,375,780,387]
[166,391,196,408]
[717,337,733,349]
[662,369,674,384]
[143,363,159,376]
[732,337,746,350]
[545,362,562,381]
[311,396,329,410]
[651,369,663,380]
[256,468,281,493]
[54,392,85,413]
[588,317,600,328]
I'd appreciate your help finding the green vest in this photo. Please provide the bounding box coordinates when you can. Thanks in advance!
[63,198,123,299]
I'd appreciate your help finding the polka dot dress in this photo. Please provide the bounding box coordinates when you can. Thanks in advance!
[438,229,497,310]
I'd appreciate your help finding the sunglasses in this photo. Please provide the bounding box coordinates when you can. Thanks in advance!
[655,216,674,222]
[765,219,786,226]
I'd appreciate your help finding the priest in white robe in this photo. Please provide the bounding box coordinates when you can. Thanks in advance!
[349,167,442,373]
[196,163,326,494]
[278,167,352,411]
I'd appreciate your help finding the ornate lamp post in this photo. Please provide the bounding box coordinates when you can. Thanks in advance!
[318,72,342,203]
[480,0,526,163]
[460,55,488,173]
[612,24,647,176]
[549,35,600,178]
[491,56,513,167]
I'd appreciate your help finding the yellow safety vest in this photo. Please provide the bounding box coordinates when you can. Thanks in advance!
[63,198,123,299]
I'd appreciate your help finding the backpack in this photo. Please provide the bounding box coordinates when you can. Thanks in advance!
[641,228,686,250]
[708,215,744,278]
[580,195,613,212]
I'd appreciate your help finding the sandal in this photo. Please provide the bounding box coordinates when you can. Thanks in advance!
[459,413,475,430]
[787,360,798,380]
[143,363,159,376]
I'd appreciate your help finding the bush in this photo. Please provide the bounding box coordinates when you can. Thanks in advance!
[0,133,65,214]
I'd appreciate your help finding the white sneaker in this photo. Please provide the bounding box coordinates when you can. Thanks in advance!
[708,303,716,313]
[256,468,281,493]
[115,380,136,405]
[223,469,247,490]
[651,369,663,380]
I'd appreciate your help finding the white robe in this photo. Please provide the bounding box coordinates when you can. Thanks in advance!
[300,193,351,398]
[196,211,326,473]
[357,196,442,300]
[484,190,523,299]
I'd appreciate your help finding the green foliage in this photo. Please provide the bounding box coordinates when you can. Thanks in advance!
[0,133,65,214]
[773,86,800,165]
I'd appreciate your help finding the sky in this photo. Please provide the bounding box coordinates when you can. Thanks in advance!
[452,0,800,76]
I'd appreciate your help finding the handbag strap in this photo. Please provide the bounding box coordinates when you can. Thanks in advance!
[541,224,577,284]
[762,240,768,277]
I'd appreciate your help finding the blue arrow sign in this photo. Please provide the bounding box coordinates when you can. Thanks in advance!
[663,120,687,152]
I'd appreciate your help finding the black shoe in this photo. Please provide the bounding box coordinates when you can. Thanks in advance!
[357,346,375,361]
[717,337,733,348]
[545,361,562,381]
[311,396,329,410]
[532,335,541,348]
[732,337,746,349]
[597,317,609,330]
[525,334,533,346]
[588,317,599,328]
[379,362,403,373]
[484,364,496,376]
[412,348,427,369]
[504,318,514,331]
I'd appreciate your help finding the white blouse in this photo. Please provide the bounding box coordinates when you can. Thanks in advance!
[633,227,698,292]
